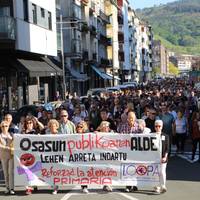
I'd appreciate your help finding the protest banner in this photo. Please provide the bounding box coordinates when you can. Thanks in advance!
[14,133,161,187]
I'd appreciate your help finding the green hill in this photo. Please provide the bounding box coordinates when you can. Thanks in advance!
[136,0,200,55]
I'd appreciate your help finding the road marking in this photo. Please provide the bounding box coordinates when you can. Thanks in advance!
[60,186,80,200]
[171,151,199,163]
[117,192,139,200]
[60,187,140,200]
[60,193,74,200]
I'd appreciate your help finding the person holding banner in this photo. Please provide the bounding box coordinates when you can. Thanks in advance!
[0,120,15,195]
[98,121,113,192]
[117,111,139,192]
[76,121,89,194]
[47,119,60,194]
[21,116,44,194]
[154,119,170,194]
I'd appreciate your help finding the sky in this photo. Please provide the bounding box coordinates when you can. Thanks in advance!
[129,0,177,9]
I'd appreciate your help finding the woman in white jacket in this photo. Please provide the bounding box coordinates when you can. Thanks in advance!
[0,120,15,195]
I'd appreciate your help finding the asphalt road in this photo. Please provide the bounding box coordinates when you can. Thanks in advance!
[0,152,200,200]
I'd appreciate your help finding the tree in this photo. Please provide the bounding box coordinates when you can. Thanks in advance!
[152,66,161,77]
[169,62,179,75]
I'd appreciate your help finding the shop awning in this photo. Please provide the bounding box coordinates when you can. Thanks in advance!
[42,57,62,76]
[67,66,89,82]
[17,57,62,77]
[106,72,121,80]
[91,65,113,80]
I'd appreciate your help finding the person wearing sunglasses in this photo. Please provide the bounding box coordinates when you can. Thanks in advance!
[59,109,76,134]
[154,120,169,194]
[0,121,15,195]
[21,116,44,135]
[4,114,18,134]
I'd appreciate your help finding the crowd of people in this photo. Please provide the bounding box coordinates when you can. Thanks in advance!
[0,77,200,195]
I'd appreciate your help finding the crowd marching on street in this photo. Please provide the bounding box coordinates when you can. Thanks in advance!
[0,77,200,196]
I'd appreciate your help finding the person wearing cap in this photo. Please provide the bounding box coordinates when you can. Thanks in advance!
[154,119,170,194]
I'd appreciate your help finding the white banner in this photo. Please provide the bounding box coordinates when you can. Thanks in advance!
[14,133,162,187]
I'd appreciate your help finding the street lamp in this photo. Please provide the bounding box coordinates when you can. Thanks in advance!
[57,15,85,99]
[59,14,66,99]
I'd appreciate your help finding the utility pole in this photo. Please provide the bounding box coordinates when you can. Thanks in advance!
[60,14,66,99]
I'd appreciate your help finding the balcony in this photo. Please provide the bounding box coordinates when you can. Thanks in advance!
[89,1,95,14]
[119,52,124,62]
[119,44,124,52]
[118,10,124,25]
[0,16,16,49]
[0,16,16,40]
[81,0,89,6]
[82,50,89,60]
[65,39,82,58]
[89,25,97,36]
[92,53,97,61]
[107,37,112,46]
[118,33,124,43]
[99,10,110,24]
[81,22,89,33]
[101,58,112,67]
[98,34,112,46]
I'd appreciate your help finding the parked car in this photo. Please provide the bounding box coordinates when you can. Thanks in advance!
[87,88,108,97]
[12,105,38,124]
[122,81,138,88]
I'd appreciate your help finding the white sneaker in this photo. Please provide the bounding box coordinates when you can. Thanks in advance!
[10,190,15,195]
[82,188,89,194]
[125,188,130,192]
[154,186,161,194]
[161,186,167,193]
[52,190,57,195]
[103,185,112,192]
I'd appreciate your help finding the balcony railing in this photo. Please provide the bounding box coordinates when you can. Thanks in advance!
[0,16,16,40]
[99,10,110,24]
[118,10,124,25]
[89,25,97,36]
[82,50,89,60]
[101,58,113,66]
[81,0,89,6]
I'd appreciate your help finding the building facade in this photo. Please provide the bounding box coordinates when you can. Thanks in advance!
[153,40,169,75]
[0,0,62,113]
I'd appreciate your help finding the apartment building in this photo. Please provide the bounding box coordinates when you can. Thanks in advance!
[137,21,153,82]
[153,40,169,75]
[0,0,62,111]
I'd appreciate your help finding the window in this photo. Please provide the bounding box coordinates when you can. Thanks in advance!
[41,8,45,18]
[32,3,37,24]
[0,7,10,16]
[48,11,52,30]
[23,0,29,21]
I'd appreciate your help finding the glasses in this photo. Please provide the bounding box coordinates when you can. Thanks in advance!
[61,115,67,117]
[1,125,8,128]
[155,125,161,128]
[77,126,83,128]
[151,113,156,115]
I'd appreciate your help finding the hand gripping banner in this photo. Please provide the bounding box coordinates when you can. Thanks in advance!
[14,133,162,187]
